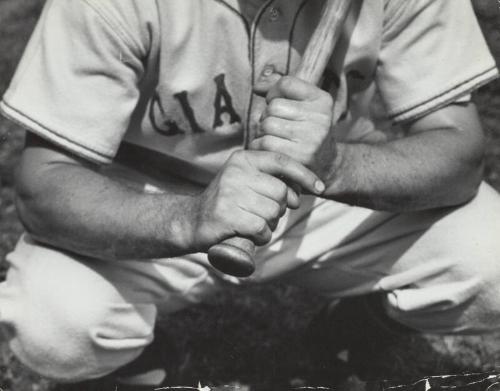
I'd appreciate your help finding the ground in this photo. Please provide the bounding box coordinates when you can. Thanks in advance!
[1,1,500,390]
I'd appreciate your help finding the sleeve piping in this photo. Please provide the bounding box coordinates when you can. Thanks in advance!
[388,66,499,123]
[0,100,114,164]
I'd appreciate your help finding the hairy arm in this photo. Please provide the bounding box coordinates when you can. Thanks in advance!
[15,134,202,261]
[15,133,322,261]
[325,103,485,211]
[254,76,486,212]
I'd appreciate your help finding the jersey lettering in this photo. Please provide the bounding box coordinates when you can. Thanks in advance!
[173,91,204,133]
[213,74,241,128]
[150,73,242,136]
[149,91,186,136]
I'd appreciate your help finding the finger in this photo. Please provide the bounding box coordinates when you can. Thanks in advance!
[250,173,299,210]
[249,151,325,195]
[257,117,303,140]
[253,73,283,97]
[266,75,324,103]
[251,135,297,156]
[260,100,333,130]
[251,135,316,176]
[262,98,310,121]
[227,151,300,208]
[286,186,301,209]
[287,182,302,200]
[235,211,272,246]
[238,192,282,225]
[257,119,331,153]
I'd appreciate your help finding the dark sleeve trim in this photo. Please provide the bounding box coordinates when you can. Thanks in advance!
[0,100,114,164]
[389,66,499,123]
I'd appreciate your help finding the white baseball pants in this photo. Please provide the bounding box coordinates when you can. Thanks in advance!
[0,182,499,381]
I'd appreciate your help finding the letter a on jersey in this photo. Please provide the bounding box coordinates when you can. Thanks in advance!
[213,74,241,129]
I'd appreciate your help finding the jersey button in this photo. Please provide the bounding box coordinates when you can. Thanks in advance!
[262,65,275,77]
[269,7,281,22]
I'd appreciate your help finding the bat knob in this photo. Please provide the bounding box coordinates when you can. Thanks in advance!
[208,237,256,277]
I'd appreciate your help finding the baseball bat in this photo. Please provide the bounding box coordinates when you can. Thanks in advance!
[207,0,353,277]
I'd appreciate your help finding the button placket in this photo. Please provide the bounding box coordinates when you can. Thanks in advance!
[245,0,301,144]
[253,2,291,81]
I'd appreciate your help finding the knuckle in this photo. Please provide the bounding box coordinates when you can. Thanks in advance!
[212,199,228,220]
[304,143,316,155]
[273,152,289,167]
[252,219,268,236]
[269,202,281,219]
[279,203,287,216]
[268,181,288,203]
[267,100,282,116]
[216,187,232,205]
[318,113,333,129]
[249,138,259,150]
[277,182,288,200]
[322,93,334,109]
[259,227,272,243]
[261,117,277,133]
[261,136,276,151]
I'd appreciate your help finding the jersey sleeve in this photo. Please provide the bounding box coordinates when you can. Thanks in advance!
[0,0,145,163]
[376,0,498,123]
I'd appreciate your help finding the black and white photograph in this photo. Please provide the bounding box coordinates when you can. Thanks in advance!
[1,1,500,390]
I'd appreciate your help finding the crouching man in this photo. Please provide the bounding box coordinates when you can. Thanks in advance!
[1,0,500,388]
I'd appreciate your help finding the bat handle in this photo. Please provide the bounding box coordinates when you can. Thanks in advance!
[208,237,256,277]
[208,0,352,277]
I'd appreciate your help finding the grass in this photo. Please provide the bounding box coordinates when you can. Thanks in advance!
[1,1,500,390]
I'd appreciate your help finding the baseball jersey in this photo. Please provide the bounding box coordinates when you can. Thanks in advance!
[1,0,497,185]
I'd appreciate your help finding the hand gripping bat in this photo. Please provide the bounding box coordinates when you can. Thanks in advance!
[207,0,353,277]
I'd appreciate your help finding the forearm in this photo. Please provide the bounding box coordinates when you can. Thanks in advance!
[324,128,484,211]
[16,161,201,261]
[17,133,325,262]
[252,78,485,212]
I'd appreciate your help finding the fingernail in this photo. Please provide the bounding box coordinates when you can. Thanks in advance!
[315,180,325,194]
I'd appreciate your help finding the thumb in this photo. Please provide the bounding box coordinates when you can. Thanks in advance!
[253,73,282,97]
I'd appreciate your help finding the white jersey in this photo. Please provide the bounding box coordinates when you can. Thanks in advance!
[1,0,497,184]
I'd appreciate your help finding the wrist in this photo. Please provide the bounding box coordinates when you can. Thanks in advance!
[323,142,350,198]
[157,192,203,255]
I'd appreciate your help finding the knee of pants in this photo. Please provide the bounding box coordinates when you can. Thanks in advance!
[384,226,500,334]
[6,293,157,382]
[383,185,500,334]
[7,297,157,382]
[0,239,158,382]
